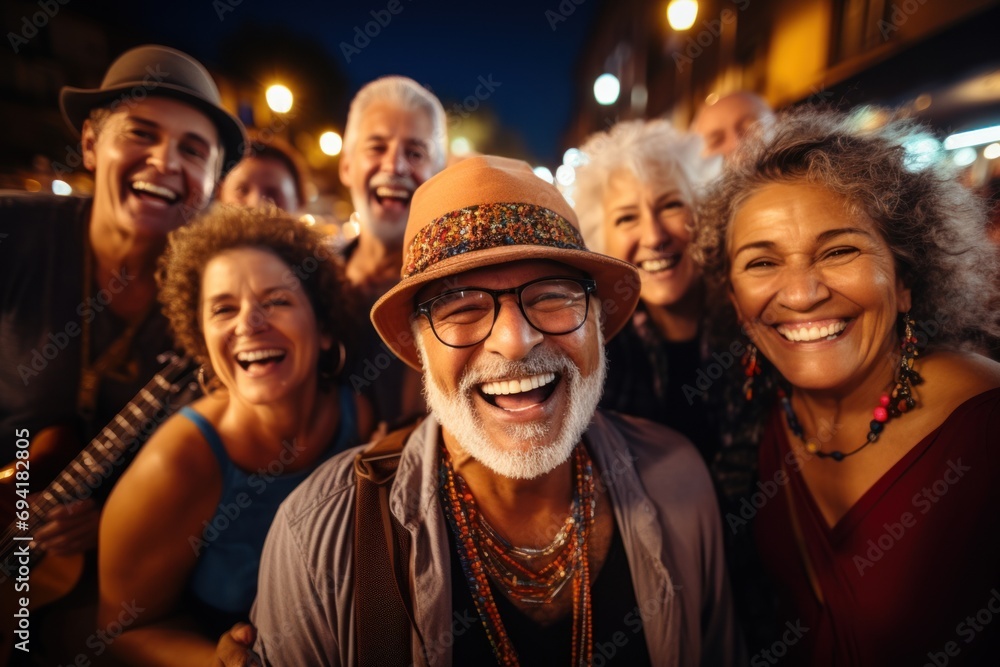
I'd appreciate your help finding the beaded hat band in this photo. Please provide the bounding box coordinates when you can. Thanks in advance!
[371,155,641,370]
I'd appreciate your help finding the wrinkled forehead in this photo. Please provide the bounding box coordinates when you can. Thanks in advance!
[417,259,588,301]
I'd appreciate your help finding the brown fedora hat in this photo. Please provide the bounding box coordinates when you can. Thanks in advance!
[60,44,247,175]
[370,155,641,371]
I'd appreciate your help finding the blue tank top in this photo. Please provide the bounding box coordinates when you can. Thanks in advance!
[181,385,357,615]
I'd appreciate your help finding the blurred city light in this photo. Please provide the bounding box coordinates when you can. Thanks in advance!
[451,136,472,156]
[342,218,361,241]
[667,0,698,31]
[555,164,576,186]
[24,178,41,192]
[266,84,294,113]
[533,166,554,183]
[594,74,620,106]
[902,135,941,170]
[562,148,585,167]
[630,84,648,111]
[984,143,1000,160]
[52,180,72,196]
[943,124,1000,150]
[951,147,977,167]
[319,131,343,156]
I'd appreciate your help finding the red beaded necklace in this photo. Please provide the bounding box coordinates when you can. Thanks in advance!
[440,444,596,666]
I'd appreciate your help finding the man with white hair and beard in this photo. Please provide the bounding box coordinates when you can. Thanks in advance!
[244,156,740,666]
[339,75,447,432]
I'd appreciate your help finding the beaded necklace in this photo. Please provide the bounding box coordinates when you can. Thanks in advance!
[440,444,595,667]
[781,314,923,461]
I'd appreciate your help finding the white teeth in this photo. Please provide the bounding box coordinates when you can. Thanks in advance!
[132,181,179,201]
[777,321,847,342]
[235,348,284,363]
[639,256,680,273]
[481,372,556,396]
[375,186,410,199]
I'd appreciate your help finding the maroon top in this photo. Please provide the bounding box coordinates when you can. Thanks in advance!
[755,387,1000,666]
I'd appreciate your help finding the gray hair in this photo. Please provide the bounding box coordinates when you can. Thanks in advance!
[573,118,718,253]
[342,75,447,171]
[693,106,1000,351]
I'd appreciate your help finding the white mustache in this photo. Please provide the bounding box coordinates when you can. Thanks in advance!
[370,174,417,191]
[458,348,569,394]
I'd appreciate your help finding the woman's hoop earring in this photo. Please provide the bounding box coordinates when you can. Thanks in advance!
[334,341,346,376]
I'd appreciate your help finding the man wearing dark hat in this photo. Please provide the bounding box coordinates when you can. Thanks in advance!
[245,156,741,666]
[0,44,244,660]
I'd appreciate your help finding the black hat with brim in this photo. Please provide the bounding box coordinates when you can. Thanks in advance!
[60,44,247,176]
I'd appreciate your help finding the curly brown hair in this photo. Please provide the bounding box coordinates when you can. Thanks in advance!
[693,106,1000,352]
[157,204,356,387]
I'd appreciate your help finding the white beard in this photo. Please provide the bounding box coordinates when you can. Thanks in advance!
[417,330,607,480]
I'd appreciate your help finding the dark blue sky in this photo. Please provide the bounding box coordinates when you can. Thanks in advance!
[90,0,603,165]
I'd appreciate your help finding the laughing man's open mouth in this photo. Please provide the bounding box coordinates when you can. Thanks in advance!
[478,372,559,410]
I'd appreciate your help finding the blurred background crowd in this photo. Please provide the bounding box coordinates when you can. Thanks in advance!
[3,0,999,241]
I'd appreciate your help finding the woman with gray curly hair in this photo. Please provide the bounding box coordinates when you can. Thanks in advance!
[693,107,1000,664]
[574,118,721,462]
[98,205,373,664]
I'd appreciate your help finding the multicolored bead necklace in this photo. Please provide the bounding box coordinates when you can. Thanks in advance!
[440,444,596,666]
[781,313,924,461]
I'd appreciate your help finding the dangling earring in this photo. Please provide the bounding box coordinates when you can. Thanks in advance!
[741,343,762,401]
[197,365,213,396]
[889,311,923,418]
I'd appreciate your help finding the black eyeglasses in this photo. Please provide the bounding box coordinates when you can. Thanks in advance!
[415,276,597,349]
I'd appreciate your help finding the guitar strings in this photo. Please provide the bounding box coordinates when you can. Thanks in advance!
[0,359,192,566]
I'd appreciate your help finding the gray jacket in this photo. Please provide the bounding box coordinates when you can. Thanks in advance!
[251,410,742,666]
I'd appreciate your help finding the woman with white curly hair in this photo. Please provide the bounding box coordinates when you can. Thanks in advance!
[574,118,721,463]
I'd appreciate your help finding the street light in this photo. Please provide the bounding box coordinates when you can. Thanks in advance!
[319,131,343,156]
[266,84,293,113]
[667,0,698,31]
[594,74,620,106]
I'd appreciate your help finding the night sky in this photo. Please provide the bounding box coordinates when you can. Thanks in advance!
[77,0,604,165]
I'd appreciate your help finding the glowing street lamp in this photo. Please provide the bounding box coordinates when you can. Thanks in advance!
[667,0,698,31]
[319,131,343,156]
[594,74,620,106]
[451,136,473,156]
[266,84,293,113]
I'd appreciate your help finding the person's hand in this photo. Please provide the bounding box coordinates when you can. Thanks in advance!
[34,498,100,556]
[216,622,261,667]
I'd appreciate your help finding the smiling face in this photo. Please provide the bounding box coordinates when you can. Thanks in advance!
[82,96,221,240]
[602,168,700,310]
[219,156,300,212]
[339,100,436,246]
[728,181,911,395]
[200,247,331,406]
[415,260,606,480]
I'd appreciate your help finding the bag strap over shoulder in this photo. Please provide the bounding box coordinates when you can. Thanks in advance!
[353,420,423,667]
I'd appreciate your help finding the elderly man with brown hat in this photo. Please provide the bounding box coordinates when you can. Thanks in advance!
[238,155,741,666]
[0,44,244,662]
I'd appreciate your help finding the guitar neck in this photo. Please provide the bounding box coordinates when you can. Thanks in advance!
[0,355,197,571]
